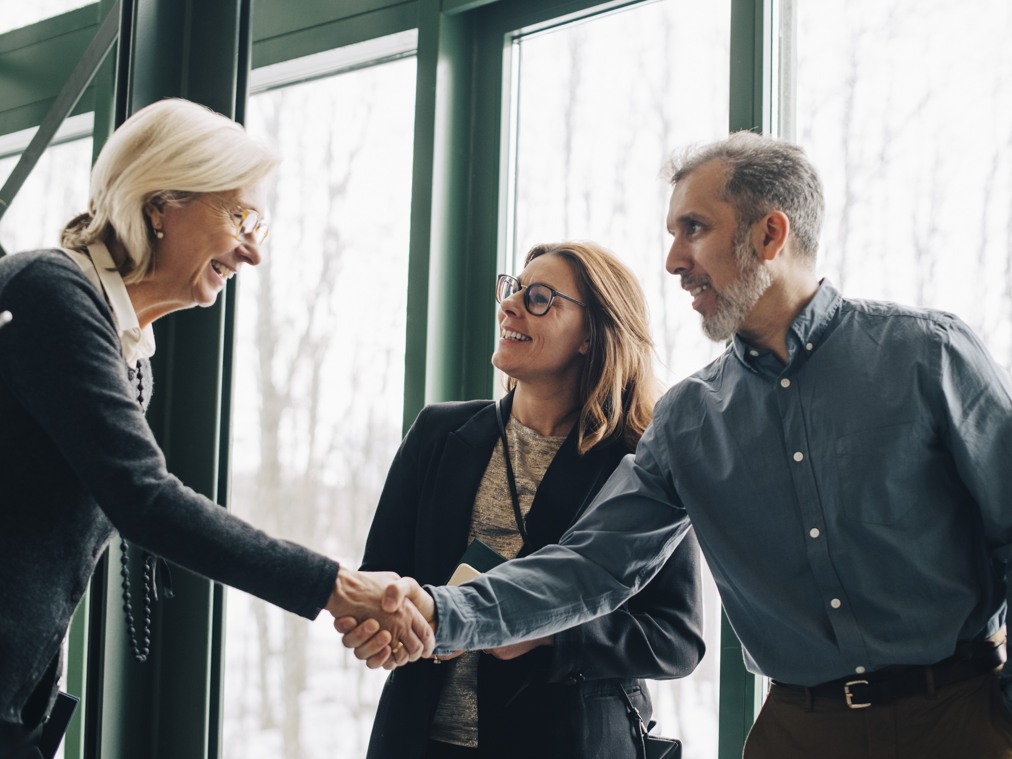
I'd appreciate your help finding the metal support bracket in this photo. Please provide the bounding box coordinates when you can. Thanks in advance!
[0,0,121,256]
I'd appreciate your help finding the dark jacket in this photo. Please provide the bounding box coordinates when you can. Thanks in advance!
[361,395,705,759]
[0,250,338,728]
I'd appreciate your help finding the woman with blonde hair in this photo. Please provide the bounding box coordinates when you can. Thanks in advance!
[359,241,704,759]
[0,98,429,758]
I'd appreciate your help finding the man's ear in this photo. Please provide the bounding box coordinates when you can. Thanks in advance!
[752,210,790,261]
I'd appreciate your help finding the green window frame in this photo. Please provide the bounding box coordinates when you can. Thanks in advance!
[0,1,775,756]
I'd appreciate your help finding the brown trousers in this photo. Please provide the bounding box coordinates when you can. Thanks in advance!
[744,672,1012,759]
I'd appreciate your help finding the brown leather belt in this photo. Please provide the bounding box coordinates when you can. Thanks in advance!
[772,638,1006,709]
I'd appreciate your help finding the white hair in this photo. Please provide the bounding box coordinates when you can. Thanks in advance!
[61,98,279,282]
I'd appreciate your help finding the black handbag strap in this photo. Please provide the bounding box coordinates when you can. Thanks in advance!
[495,398,531,548]
[618,683,682,759]
[618,683,651,740]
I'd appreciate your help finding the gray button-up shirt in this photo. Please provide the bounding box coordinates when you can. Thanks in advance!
[431,281,1012,685]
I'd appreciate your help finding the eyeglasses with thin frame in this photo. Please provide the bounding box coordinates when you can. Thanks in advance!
[230,207,270,245]
[495,273,587,317]
[197,195,271,245]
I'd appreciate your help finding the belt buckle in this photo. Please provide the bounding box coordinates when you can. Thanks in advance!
[844,679,871,709]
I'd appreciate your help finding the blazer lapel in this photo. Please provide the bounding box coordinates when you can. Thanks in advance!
[416,402,501,583]
[521,435,624,554]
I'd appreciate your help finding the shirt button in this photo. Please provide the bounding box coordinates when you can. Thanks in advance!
[805,342,814,351]
[793,451,804,462]
[809,527,820,538]
[749,349,759,357]
[855,666,866,674]
[780,378,791,388]
[830,598,842,609]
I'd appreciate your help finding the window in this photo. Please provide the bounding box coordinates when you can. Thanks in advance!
[509,1,732,384]
[791,0,1012,371]
[507,3,732,754]
[0,115,92,255]
[222,53,416,758]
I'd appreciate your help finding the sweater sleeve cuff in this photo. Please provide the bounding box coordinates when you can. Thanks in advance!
[304,558,340,620]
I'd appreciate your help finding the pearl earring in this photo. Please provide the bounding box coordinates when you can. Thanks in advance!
[154,228,164,239]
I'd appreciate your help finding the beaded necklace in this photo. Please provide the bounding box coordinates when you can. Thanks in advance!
[120,360,173,663]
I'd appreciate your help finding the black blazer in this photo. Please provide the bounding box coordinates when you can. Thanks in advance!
[361,396,704,759]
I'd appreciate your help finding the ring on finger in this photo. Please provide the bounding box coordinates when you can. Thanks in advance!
[391,640,404,654]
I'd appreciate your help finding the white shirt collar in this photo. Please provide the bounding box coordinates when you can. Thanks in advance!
[63,242,156,365]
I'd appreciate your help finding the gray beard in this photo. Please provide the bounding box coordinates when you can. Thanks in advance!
[701,233,772,343]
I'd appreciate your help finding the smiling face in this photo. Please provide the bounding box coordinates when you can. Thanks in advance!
[145,184,267,312]
[664,160,772,342]
[492,253,591,391]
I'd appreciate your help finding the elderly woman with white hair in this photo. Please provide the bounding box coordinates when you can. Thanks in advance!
[0,98,431,758]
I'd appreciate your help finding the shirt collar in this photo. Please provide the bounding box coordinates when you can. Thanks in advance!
[786,278,842,351]
[85,242,156,365]
[731,279,842,372]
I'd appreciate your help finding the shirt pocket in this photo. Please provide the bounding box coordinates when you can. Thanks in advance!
[833,421,920,526]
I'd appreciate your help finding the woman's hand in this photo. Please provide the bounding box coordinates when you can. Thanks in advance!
[326,569,434,667]
[334,615,457,668]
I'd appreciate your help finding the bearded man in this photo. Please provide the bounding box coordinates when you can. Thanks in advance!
[346,132,1012,759]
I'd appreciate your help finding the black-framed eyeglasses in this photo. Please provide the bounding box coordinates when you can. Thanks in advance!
[495,273,587,317]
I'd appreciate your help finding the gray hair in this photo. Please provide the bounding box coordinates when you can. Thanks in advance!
[665,131,824,261]
[61,98,280,282]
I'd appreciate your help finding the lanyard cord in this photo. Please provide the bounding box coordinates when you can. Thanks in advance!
[495,398,531,549]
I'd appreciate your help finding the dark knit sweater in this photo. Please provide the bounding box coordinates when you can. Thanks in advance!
[0,250,339,725]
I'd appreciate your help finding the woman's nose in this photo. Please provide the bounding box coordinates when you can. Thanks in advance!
[500,290,523,316]
[237,240,262,267]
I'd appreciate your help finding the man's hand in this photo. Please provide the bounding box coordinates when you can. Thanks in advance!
[334,576,437,668]
[326,569,434,668]
[484,635,554,661]
[382,576,436,620]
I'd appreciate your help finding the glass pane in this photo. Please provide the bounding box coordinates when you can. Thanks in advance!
[0,135,91,255]
[793,0,1012,372]
[0,0,94,34]
[511,1,732,387]
[222,56,416,759]
[510,3,731,756]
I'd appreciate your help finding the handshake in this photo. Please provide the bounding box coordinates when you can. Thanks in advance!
[325,568,437,670]
[325,568,552,670]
